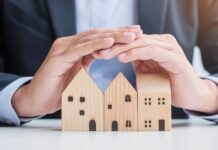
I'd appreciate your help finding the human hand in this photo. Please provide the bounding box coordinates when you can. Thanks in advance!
[94,34,218,114]
[12,26,143,117]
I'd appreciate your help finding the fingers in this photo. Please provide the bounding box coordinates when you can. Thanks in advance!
[118,46,171,63]
[92,43,122,59]
[61,38,114,63]
[93,39,142,59]
[143,34,184,53]
[76,25,142,40]
[93,34,183,60]
[78,32,137,44]
[117,46,183,74]
[50,25,143,59]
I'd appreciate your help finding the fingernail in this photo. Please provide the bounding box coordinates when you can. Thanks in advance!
[127,25,141,29]
[129,29,142,34]
[100,48,111,55]
[103,38,114,44]
[118,53,127,58]
[123,32,135,37]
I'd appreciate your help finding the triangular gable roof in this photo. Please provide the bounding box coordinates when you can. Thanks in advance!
[62,67,103,95]
[105,72,136,94]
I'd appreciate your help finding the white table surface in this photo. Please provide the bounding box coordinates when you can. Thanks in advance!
[0,118,217,150]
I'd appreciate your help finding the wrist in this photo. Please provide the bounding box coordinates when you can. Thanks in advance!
[194,78,218,114]
[12,84,39,117]
[12,80,60,117]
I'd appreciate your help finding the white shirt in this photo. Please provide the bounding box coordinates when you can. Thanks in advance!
[75,0,138,91]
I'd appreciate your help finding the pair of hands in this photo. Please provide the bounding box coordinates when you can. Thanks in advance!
[12,25,218,117]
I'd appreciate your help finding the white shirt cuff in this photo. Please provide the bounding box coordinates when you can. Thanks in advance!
[0,77,32,125]
[201,74,218,83]
[184,109,218,123]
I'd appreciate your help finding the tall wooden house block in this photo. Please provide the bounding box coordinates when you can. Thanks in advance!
[62,67,104,131]
[137,74,171,131]
[104,73,137,131]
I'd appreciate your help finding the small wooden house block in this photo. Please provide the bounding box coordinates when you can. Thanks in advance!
[104,73,137,131]
[137,74,171,131]
[62,67,104,131]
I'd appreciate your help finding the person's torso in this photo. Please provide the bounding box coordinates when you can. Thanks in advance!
[1,0,199,118]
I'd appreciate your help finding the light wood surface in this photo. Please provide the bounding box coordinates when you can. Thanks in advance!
[137,74,171,131]
[104,73,137,131]
[62,67,104,131]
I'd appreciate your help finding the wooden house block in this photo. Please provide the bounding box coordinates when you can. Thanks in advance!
[104,73,137,131]
[62,67,104,131]
[136,74,171,131]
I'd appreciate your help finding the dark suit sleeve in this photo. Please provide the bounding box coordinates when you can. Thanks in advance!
[0,0,20,91]
[197,0,218,74]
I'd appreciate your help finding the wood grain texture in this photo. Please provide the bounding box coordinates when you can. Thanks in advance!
[104,73,137,131]
[62,67,104,131]
[136,74,171,131]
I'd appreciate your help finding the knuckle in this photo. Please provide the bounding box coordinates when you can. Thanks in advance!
[52,37,66,50]
[147,45,155,50]
[49,55,64,65]
[110,33,116,39]
[80,35,92,43]
[89,40,99,47]
[127,50,135,57]
[54,37,65,45]
[164,34,176,41]
[85,35,93,41]
[90,29,100,34]
[146,45,157,55]
[140,38,147,45]
[112,44,120,49]
[98,38,110,45]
